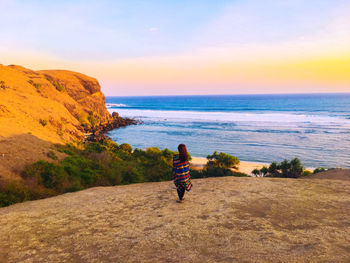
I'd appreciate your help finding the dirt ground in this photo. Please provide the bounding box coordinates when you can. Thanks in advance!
[1,176,349,262]
[302,168,350,181]
[0,134,65,181]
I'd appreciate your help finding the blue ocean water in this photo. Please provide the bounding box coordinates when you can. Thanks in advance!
[106,94,350,168]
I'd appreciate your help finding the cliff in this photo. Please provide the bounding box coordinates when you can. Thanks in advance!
[0,65,115,142]
[0,64,133,180]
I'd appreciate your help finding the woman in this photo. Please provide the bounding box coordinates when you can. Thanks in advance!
[172,144,192,202]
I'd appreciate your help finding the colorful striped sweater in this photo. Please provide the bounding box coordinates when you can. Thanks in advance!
[172,154,192,191]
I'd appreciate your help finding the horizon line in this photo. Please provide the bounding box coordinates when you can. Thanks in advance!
[105,92,350,98]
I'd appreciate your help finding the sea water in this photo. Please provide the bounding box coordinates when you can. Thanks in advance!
[106,94,350,168]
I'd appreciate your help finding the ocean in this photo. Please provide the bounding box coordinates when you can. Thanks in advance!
[105,94,350,168]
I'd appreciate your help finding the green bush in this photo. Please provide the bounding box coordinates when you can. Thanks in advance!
[52,80,65,92]
[206,151,240,169]
[190,167,247,179]
[23,161,68,192]
[0,181,31,207]
[302,170,313,176]
[119,143,133,153]
[313,167,326,174]
[190,152,246,179]
[87,112,100,127]
[84,142,106,153]
[47,150,58,160]
[252,158,304,178]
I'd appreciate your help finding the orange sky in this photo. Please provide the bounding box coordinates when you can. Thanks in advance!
[1,1,350,95]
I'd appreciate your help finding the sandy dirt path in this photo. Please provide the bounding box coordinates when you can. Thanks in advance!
[1,177,350,262]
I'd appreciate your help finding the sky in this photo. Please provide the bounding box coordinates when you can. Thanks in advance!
[1,0,350,96]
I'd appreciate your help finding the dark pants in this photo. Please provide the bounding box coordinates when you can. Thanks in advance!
[177,184,185,200]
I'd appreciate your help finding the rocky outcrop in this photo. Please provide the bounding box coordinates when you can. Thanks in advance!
[0,64,135,144]
[83,116,138,143]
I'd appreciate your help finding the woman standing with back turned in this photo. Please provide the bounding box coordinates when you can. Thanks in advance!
[172,144,192,203]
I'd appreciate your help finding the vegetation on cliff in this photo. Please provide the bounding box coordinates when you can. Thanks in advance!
[0,142,243,207]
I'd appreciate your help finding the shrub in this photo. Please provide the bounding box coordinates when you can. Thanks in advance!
[190,152,247,179]
[102,140,119,153]
[23,161,68,192]
[87,112,100,127]
[190,167,247,179]
[313,167,326,174]
[0,80,9,90]
[119,143,132,153]
[52,80,65,92]
[28,79,41,90]
[0,180,31,207]
[84,142,106,153]
[39,119,48,126]
[302,170,313,176]
[252,168,261,176]
[252,158,304,178]
[47,150,58,160]
[206,151,240,169]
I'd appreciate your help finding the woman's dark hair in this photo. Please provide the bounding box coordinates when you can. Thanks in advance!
[178,144,188,162]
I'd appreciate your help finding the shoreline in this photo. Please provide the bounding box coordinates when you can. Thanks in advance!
[191,157,269,175]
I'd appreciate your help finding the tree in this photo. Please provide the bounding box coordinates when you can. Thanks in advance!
[206,151,240,169]
[252,168,261,177]
[268,162,280,177]
[254,158,304,178]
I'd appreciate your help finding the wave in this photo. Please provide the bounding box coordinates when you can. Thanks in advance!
[107,108,350,126]
[106,103,127,108]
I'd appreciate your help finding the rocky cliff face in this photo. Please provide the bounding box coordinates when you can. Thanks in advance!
[0,65,123,143]
[0,64,134,180]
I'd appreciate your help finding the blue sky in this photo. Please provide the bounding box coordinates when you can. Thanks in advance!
[1,0,349,95]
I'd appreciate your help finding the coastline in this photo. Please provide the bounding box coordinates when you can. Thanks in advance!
[191,157,268,175]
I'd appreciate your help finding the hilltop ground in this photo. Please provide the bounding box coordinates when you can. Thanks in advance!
[1,176,349,263]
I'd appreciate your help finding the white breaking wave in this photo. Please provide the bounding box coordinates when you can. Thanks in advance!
[106,103,127,108]
[107,108,350,126]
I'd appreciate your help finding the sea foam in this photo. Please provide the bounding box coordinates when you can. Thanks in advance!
[108,108,350,126]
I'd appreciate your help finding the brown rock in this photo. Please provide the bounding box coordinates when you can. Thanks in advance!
[112,112,119,118]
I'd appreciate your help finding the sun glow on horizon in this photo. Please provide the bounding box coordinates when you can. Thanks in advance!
[1,0,350,95]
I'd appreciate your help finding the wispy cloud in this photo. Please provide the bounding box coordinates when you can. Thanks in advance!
[149,27,159,33]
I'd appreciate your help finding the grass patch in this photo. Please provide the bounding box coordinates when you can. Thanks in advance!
[28,79,42,90]
[47,150,58,160]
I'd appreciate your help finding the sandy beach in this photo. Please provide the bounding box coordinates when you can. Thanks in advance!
[191,157,268,175]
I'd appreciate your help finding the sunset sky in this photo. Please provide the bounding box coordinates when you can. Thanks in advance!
[1,0,350,95]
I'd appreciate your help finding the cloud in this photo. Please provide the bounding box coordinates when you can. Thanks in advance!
[149,27,159,33]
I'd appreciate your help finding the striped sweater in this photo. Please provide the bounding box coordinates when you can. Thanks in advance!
[172,154,192,191]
